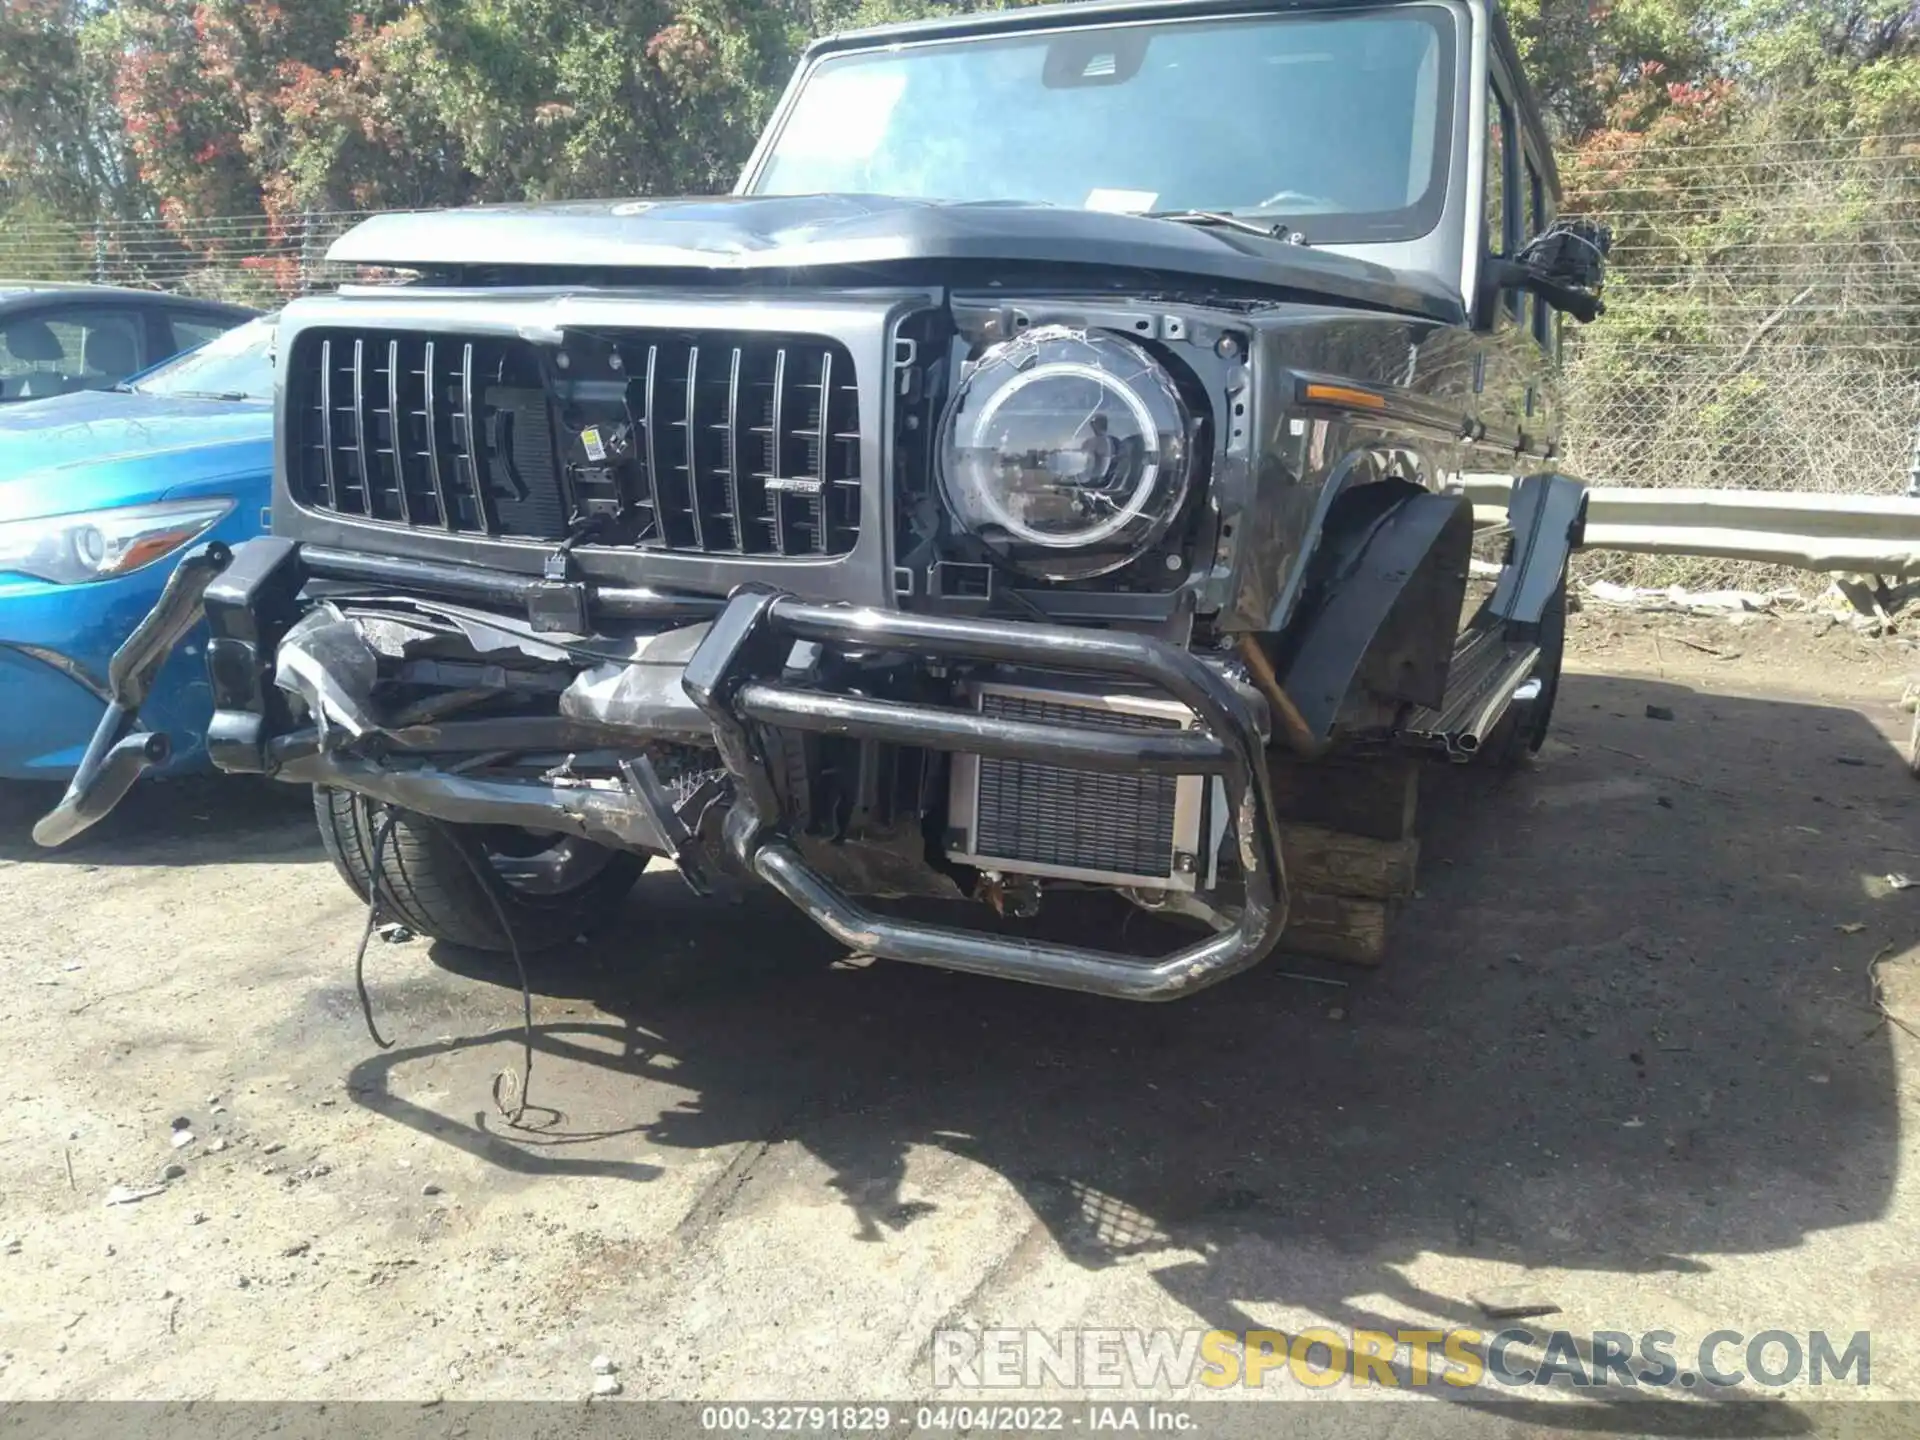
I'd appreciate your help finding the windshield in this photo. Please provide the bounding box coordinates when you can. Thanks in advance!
[133,315,276,401]
[751,8,1456,244]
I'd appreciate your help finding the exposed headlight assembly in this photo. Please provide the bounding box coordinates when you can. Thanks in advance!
[938,326,1194,581]
[0,498,233,585]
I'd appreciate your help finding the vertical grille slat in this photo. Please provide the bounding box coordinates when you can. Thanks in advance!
[385,338,412,526]
[315,338,338,510]
[457,341,497,535]
[681,344,706,551]
[829,363,861,553]
[291,324,860,558]
[723,345,744,554]
[642,342,687,547]
[421,338,454,531]
[813,350,834,555]
[766,346,789,557]
[635,342,667,546]
[350,338,373,518]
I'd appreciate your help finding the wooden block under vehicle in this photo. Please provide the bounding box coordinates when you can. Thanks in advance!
[1278,892,1393,967]
[1279,823,1419,901]
[1267,753,1420,841]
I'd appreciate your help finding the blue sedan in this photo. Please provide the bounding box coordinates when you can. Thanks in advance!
[0,317,274,779]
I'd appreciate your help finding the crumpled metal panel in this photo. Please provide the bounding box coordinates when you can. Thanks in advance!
[324,195,1464,323]
[273,604,379,739]
[558,622,716,743]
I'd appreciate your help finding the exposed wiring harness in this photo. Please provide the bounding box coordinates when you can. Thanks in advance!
[429,816,539,1128]
[347,796,539,1128]
[351,803,401,1052]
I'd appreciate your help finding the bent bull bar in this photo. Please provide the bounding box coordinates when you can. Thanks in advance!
[35,545,1290,1000]
[32,541,234,849]
[683,592,1291,1001]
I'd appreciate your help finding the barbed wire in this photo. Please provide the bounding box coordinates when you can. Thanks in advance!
[1569,130,1920,153]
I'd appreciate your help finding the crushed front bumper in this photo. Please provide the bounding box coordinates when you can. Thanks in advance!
[37,538,1291,1000]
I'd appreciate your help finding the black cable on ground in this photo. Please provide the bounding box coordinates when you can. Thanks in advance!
[352,802,402,1051]
[345,801,538,1126]
[426,819,538,1129]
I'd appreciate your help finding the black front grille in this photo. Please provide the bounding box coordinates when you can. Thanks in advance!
[288,327,863,556]
[973,692,1181,880]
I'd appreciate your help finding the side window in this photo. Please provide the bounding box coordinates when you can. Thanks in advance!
[1486,82,1521,321]
[0,307,147,400]
[1526,156,1551,349]
[168,313,235,356]
[1484,84,1510,256]
[0,315,69,401]
[65,310,148,390]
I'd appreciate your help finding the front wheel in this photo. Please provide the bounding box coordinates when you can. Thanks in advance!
[313,788,644,951]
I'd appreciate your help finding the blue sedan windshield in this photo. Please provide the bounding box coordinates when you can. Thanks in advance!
[751,8,1455,244]
[134,315,276,402]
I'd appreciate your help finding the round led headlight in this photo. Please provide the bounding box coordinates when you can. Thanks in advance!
[938,326,1194,581]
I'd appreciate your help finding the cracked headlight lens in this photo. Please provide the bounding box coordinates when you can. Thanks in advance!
[937,326,1193,581]
[0,498,233,585]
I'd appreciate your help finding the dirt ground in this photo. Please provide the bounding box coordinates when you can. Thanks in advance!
[1,607,1917,1423]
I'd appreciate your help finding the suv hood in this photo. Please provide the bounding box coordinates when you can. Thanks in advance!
[330,194,1462,323]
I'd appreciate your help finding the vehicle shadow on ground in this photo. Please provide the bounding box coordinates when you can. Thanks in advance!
[347,671,1917,1428]
[0,773,317,866]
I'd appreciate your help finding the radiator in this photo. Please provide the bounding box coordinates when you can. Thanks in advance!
[946,684,1206,891]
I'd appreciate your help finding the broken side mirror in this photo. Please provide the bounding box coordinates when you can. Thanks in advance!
[1485,217,1612,326]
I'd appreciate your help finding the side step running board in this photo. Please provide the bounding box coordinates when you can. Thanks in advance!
[1404,628,1540,761]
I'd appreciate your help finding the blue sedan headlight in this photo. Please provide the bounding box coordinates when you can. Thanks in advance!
[0,498,234,585]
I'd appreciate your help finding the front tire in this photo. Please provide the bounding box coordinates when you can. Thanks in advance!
[313,788,643,951]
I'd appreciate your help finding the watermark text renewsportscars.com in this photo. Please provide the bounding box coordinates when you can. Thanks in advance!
[931,1327,1871,1392]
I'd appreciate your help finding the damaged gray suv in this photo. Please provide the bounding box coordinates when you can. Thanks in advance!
[38,0,1607,999]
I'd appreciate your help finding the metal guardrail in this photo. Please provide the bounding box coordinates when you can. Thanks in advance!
[1463,476,1920,577]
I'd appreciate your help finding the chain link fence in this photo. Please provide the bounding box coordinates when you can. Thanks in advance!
[5,140,1917,589]
[1558,132,1920,588]
[0,210,376,304]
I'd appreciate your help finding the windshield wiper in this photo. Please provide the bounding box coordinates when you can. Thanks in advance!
[160,389,253,402]
[1148,210,1305,245]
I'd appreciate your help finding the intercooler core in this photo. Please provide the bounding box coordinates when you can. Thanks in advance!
[946,683,1206,891]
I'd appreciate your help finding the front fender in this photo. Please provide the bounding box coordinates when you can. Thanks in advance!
[1269,485,1476,745]
[1489,472,1589,627]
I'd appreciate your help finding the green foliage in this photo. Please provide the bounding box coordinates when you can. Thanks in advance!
[2,0,1918,356]
[0,195,90,281]
[0,0,144,223]
[1724,0,1920,130]
[1502,0,1720,139]
[97,0,808,218]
